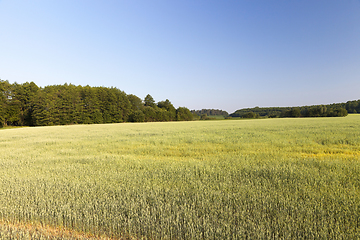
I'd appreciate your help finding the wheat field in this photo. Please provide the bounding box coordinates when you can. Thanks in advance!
[0,116,359,239]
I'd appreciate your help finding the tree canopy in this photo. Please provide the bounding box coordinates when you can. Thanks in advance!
[230,103,351,119]
[0,80,193,127]
[191,109,229,117]
[1,79,354,127]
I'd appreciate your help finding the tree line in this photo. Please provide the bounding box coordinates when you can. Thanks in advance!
[191,109,229,117]
[1,79,357,127]
[229,102,355,119]
[0,80,194,127]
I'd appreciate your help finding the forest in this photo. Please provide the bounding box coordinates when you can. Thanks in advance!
[191,109,229,117]
[230,102,354,118]
[0,79,357,127]
[0,80,193,127]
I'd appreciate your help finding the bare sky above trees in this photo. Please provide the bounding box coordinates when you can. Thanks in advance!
[1,0,359,113]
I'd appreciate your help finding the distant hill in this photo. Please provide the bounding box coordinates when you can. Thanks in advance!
[229,100,360,118]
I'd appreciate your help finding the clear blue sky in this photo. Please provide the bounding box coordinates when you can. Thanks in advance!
[1,0,359,113]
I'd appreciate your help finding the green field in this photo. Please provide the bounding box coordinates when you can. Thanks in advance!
[0,116,359,239]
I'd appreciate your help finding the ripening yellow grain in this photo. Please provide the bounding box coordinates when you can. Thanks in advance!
[0,115,359,238]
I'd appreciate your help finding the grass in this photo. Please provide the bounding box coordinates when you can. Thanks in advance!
[0,126,28,130]
[0,115,359,239]
[203,115,226,120]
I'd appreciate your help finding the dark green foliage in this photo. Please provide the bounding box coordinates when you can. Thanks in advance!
[243,112,259,119]
[345,100,360,113]
[157,99,176,121]
[327,108,348,117]
[0,80,40,126]
[301,105,348,117]
[230,107,283,118]
[0,80,194,126]
[281,108,301,118]
[0,84,5,127]
[143,106,157,122]
[127,94,145,122]
[10,82,39,126]
[32,84,132,125]
[192,109,229,117]
[0,79,356,127]
[176,107,193,121]
[231,104,349,118]
[128,110,145,122]
[128,94,144,112]
[144,94,156,108]
[200,114,208,120]
[192,112,200,120]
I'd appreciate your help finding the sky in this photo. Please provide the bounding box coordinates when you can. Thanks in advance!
[1,0,359,113]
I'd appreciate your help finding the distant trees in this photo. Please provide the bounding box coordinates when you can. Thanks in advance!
[230,107,283,118]
[129,110,145,122]
[200,114,208,120]
[345,100,360,113]
[192,109,228,117]
[158,99,177,120]
[29,84,132,126]
[281,108,301,118]
[176,107,193,121]
[301,105,348,117]
[230,104,349,119]
[0,80,194,127]
[144,94,156,108]
[1,79,355,127]
[0,80,40,126]
[0,80,8,127]
[243,112,259,119]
